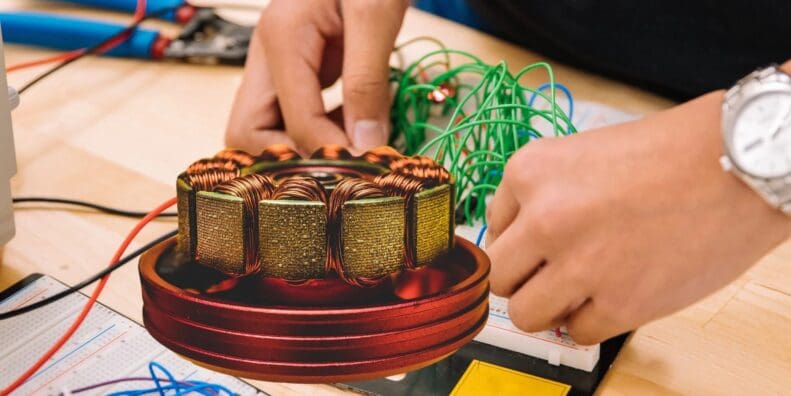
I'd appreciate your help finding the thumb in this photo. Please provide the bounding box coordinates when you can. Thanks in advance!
[341,0,407,151]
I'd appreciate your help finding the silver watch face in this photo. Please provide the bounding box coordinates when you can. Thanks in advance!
[730,91,791,178]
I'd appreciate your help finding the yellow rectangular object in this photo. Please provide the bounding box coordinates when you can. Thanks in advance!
[258,200,327,279]
[341,196,405,278]
[413,184,453,266]
[195,191,247,275]
[451,360,571,396]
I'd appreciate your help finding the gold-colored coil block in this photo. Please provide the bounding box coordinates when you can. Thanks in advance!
[413,184,454,266]
[258,200,327,280]
[176,178,195,257]
[340,197,406,279]
[195,191,248,275]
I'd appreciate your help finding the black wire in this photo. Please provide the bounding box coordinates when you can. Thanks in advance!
[18,7,177,95]
[13,197,178,218]
[0,229,177,320]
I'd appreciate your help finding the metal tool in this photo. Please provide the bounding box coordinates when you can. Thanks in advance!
[0,0,253,65]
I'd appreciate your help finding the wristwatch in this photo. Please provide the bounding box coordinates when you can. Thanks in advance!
[721,65,791,215]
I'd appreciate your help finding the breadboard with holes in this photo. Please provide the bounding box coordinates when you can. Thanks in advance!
[456,225,600,372]
[0,274,266,396]
[475,294,600,372]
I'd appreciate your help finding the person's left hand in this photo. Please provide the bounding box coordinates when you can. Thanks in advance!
[485,91,791,344]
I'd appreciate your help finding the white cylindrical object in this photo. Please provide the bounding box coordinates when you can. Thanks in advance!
[0,29,17,248]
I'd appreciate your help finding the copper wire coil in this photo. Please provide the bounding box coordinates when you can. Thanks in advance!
[188,168,241,192]
[359,146,404,168]
[310,144,353,160]
[374,172,432,269]
[186,158,238,175]
[389,156,451,185]
[213,173,276,274]
[214,149,256,167]
[326,178,387,287]
[388,156,436,172]
[258,144,302,162]
[186,158,241,191]
[272,176,328,203]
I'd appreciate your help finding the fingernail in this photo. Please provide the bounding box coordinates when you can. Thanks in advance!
[352,120,386,150]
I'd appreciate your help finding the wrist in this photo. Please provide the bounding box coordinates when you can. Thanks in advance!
[716,65,791,237]
[781,60,791,74]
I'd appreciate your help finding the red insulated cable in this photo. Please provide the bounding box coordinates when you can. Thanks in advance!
[0,196,176,395]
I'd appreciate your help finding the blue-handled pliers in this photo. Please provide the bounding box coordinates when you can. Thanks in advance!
[0,0,253,65]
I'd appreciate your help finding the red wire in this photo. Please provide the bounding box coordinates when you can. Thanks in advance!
[0,196,176,395]
[6,0,147,73]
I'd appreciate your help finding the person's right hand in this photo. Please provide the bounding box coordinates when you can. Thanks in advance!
[226,0,408,155]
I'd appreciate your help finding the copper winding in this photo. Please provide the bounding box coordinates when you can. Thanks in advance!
[186,159,241,191]
[213,173,276,275]
[310,144,353,160]
[374,172,433,269]
[326,178,387,287]
[214,149,256,167]
[359,146,404,168]
[272,176,328,203]
[388,156,451,186]
[258,144,302,162]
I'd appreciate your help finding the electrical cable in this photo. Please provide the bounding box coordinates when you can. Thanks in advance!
[6,0,148,74]
[67,361,234,396]
[0,197,177,395]
[17,4,175,95]
[0,229,176,321]
[389,46,577,224]
[12,197,178,218]
[108,361,232,396]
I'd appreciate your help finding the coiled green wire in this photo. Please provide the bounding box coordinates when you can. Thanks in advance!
[389,46,576,224]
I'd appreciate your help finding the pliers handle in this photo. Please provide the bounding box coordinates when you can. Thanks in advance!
[0,12,168,59]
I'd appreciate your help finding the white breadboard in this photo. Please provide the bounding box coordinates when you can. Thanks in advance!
[456,225,601,372]
[0,275,267,396]
[475,294,600,372]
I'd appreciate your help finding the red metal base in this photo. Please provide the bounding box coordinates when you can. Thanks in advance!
[139,237,489,383]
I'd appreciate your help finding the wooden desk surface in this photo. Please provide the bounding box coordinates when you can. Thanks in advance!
[1,2,788,395]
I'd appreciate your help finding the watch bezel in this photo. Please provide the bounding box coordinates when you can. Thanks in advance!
[722,79,791,179]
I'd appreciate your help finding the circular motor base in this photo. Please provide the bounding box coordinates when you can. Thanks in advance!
[139,236,489,383]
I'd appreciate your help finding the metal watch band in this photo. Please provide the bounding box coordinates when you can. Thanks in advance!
[751,175,791,214]
[724,65,791,111]
[722,65,791,215]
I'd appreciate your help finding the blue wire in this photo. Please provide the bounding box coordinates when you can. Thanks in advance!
[108,361,235,396]
[148,362,175,396]
[475,224,487,247]
[527,82,574,132]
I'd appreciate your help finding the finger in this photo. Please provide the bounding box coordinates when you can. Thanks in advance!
[226,18,288,153]
[341,0,408,151]
[485,213,545,297]
[565,299,627,345]
[506,260,590,333]
[485,181,520,246]
[263,11,350,152]
[225,128,297,155]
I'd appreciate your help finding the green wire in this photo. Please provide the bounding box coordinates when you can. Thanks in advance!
[390,45,576,224]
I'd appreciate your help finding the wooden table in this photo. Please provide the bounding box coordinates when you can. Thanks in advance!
[1,2,788,395]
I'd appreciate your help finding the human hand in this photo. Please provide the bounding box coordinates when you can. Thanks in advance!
[485,91,791,344]
[226,0,408,155]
